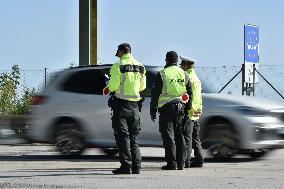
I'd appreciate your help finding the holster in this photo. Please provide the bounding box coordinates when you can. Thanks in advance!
[108,95,117,110]
[160,100,185,115]
[160,100,185,130]
[176,102,185,116]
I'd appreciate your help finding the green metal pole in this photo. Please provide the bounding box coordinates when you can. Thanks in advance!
[79,0,90,66]
[90,0,97,65]
[79,0,97,66]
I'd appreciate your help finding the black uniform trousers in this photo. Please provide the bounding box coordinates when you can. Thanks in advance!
[112,98,141,170]
[183,119,204,164]
[159,102,186,166]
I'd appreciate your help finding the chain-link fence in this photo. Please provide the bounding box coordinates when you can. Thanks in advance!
[196,65,284,102]
[20,68,59,91]
[0,68,59,95]
[196,65,242,95]
[1,65,284,102]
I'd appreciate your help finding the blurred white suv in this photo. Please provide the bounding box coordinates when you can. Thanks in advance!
[26,65,284,158]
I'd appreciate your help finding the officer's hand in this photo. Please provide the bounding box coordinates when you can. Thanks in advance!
[193,110,202,116]
[150,107,157,122]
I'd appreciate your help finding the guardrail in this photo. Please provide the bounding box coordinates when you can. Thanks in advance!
[0,115,27,144]
[0,115,26,129]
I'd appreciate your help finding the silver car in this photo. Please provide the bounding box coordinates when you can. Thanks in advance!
[26,65,284,158]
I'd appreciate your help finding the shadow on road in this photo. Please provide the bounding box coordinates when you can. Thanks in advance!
[0,154,261,163]
[0,168,123,179]
[0,168,117,179]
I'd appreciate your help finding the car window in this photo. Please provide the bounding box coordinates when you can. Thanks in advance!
[62,69,109,95]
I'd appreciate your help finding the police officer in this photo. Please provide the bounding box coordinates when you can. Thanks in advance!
[150,51,192,170]
[180,56,204,168]
[105,43,146,174]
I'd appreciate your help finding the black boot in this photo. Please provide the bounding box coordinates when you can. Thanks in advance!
[190,162,203,168]
[177,163,184,170]
[184,161,190,168]
[161,164,177,170]
[132,165,141,174]
[112,167,131,174]
[132,168,140,174]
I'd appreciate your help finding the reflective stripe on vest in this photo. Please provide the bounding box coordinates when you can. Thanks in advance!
[160,70,168,95]
[187,68,202,120]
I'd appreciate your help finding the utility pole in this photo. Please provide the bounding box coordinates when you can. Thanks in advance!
[90,0,97,65]
[79,0,97,66]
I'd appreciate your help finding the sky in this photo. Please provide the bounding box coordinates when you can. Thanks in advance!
[1,0,284,70]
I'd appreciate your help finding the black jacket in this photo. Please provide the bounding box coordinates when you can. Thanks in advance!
[150,63,192,113]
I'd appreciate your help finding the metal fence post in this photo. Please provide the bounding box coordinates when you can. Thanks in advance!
[253,64,255,96]
[44,68,47,88]
[242,64,245,95]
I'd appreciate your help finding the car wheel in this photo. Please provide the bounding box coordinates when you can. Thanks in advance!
[248,149,269,158]
[54,122,86,156]
[102,148,118,156]
[203,121,239,159]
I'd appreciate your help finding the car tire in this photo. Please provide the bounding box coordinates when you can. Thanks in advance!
[54,122,86,156]
[248,149,269,159]
[102,148,118,156]
[203,121,239,159]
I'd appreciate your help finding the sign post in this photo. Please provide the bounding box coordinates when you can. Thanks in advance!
[242,24,260,96]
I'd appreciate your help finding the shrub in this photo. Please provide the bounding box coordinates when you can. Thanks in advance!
[0,65,35,115]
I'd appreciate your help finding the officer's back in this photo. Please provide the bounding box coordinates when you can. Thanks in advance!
[150,51,192,170]
[106,43,146,175]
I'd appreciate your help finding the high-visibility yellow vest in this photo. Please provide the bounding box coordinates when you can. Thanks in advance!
[107,53,146,101]
[187,68,202,120]
[158,65,189,108]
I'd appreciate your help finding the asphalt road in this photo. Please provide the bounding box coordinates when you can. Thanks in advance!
[0,145,284,189]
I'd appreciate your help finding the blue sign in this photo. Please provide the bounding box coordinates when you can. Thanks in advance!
[244,24,259,63]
